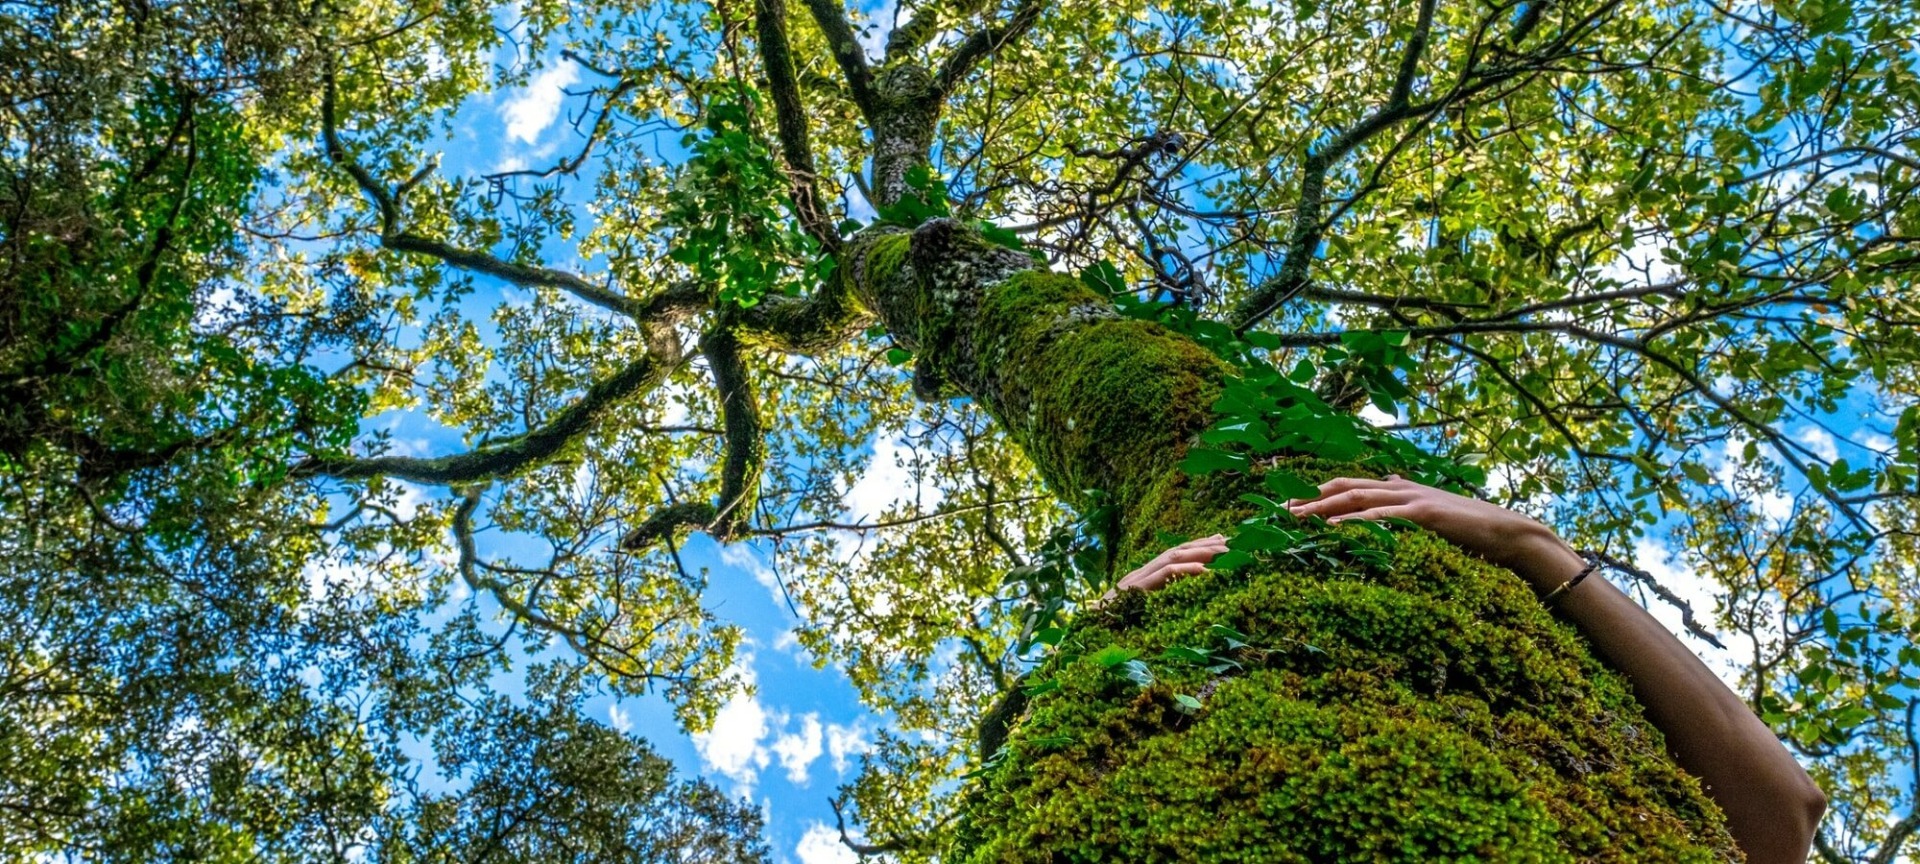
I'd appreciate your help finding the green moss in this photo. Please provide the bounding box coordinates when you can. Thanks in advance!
[968,270,1232,529]
[952,529,1740,862]
[862,232,913,286]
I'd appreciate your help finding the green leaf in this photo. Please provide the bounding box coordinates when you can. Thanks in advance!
[1162,645,1213,664]
[1179,448,1250,475]
[1089,645,1140,668]
[1263,470,1320,501]
[1173,693,1203,713]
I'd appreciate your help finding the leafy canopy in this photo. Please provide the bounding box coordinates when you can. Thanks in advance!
[4,0,1920,857]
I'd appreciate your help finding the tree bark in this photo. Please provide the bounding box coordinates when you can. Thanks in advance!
[847,218,1741,861]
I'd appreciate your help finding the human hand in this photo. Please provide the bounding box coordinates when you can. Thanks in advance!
[1098,533,1229,605]
[1284,475,1583,592]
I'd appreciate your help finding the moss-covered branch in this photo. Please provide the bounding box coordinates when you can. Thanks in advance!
[753,0,838,251]
[844,217,1738,859]
[620,324,765,549]
[801,0,878,121]
[301,344,684,486]
[734,278,867,352]
[848,219,1228,550]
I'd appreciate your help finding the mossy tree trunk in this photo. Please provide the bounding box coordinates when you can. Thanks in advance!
[845,218,1742,861]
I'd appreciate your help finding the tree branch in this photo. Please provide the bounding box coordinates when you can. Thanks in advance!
[620,325,766,549]
[383,232,650,319]
[935,0,1046,94]
[300,343,685,486]
[1586,549,1728,649]
[802,0,878,121]
[699,325,765,541]
[321,61,658,320]
[754,0,840,250]
[1230,0,1440,331]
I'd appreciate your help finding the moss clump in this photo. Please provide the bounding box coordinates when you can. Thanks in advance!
[951,529,1741,862]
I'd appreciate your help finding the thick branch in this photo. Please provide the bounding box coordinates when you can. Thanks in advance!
[802,0,878,120]
[301,344,683,486]
[734,279,867,351]
[619,325,766,549]
[754,0,839,250]
[699,326,765,541]
[935,0,1046,94]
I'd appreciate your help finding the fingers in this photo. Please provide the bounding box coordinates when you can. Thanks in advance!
[1325,504,1419,525]
[1288,486,1413,520]
[1118,561,1209,593]
[1134,533,1224,572]
[1114,534,1227,596]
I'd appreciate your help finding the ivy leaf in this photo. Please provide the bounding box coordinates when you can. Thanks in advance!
[1264,470,1320,501]
[1089,645,1140,668]
[1179,448,1250,475]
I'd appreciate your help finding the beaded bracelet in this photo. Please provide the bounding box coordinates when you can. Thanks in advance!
[1540,551,1602,609]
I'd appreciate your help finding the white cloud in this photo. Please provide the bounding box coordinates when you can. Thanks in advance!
[499,61,579,145]
[1629,538,1743,687]
[1357,404,1395,428]
[772,714,824,784]
[689,659,836,791]
[843,434,929,521]
[1793,426,1839,462]
[692,665,772,792]
[826,722,870,775]
[608,703,632,734]
[720,544,789,609]
[795,822,859,864]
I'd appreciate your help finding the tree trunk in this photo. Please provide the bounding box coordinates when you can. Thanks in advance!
[847,219,1742,862]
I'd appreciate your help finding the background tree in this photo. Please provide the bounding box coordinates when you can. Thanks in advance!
[4,0,1919,857]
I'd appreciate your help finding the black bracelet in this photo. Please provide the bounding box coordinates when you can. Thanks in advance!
[1541,551,1601,608]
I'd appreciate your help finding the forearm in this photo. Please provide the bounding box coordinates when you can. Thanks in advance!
[1520,536,1825,864]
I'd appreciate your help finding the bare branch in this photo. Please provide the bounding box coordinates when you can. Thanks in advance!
[1586,549,1728,649]
[384,232,648,319]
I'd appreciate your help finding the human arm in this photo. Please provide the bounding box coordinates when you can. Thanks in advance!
[1285,476,1826,864]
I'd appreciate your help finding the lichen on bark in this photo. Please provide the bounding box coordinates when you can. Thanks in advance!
[846,219,1741,861]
